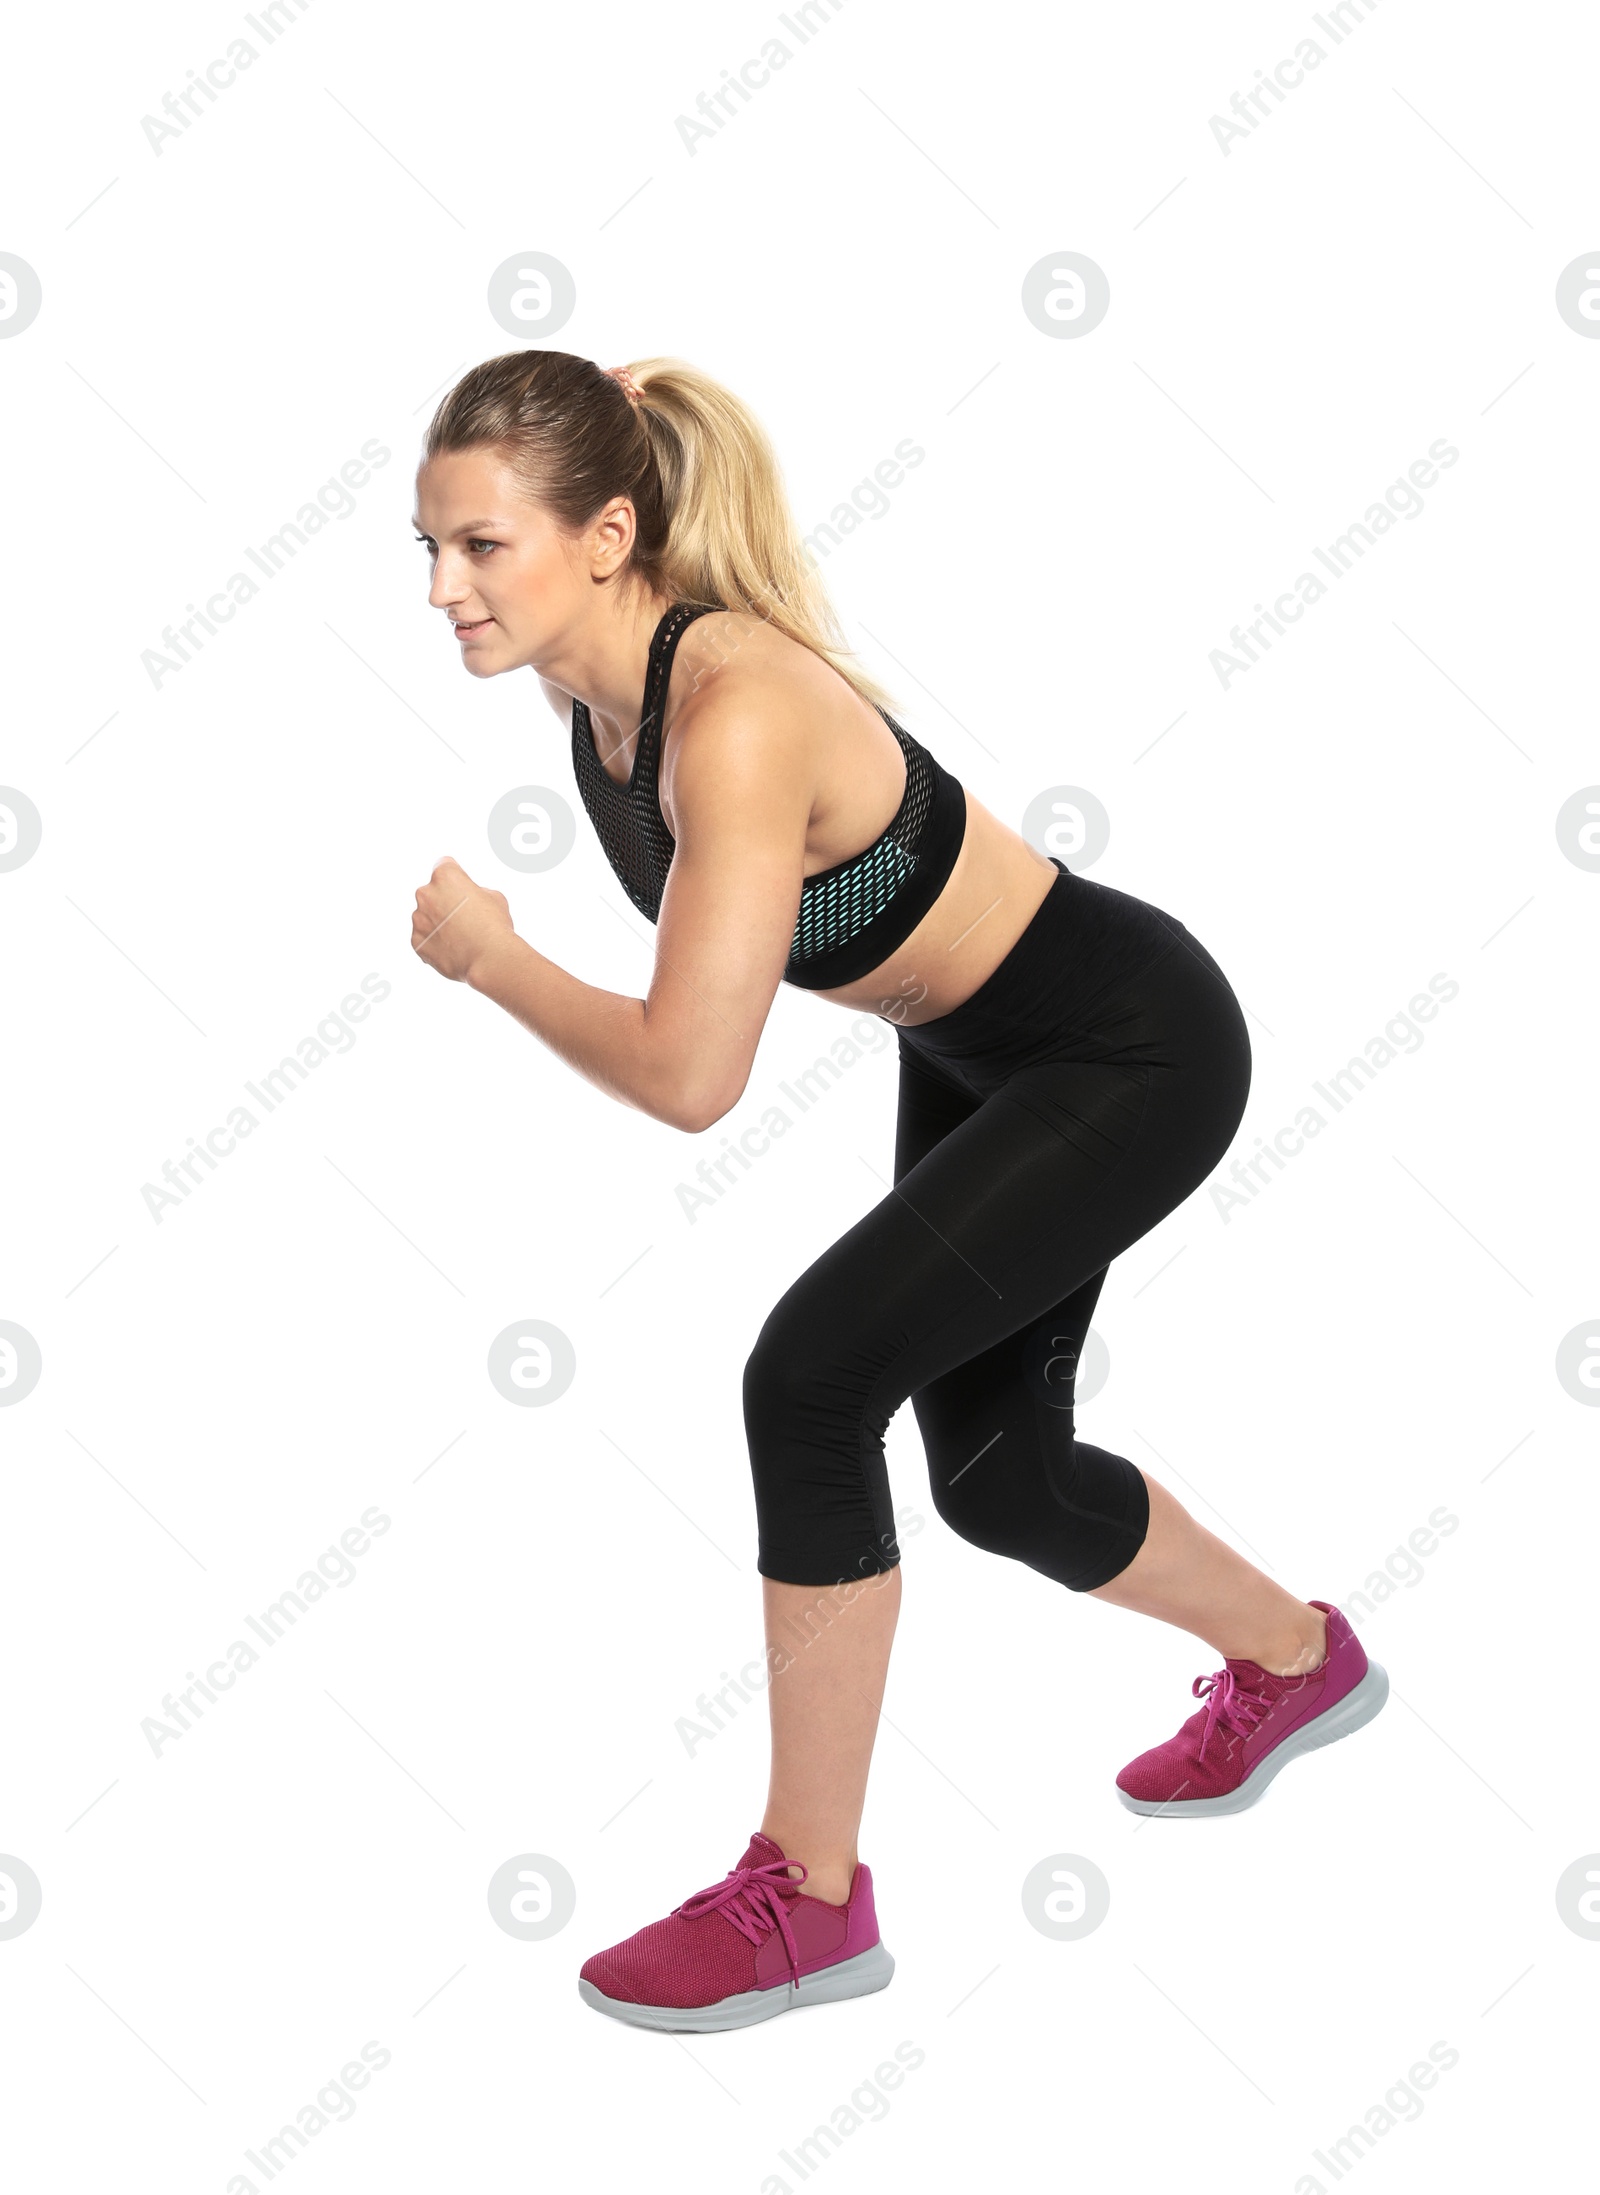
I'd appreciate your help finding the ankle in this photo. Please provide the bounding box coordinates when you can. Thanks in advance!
[798,1866,855,1904]
[1261,1604,1328,1679]
[759,1830,856,1905]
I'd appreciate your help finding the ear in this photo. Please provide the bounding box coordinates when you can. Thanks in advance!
[587,493,639,578]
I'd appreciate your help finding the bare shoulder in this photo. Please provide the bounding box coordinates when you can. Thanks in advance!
[660,615,824,838]
[674,610,842,709]
[672,613,856,751]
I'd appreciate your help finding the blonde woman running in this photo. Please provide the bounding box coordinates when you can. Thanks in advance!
[408,351,1386,2034]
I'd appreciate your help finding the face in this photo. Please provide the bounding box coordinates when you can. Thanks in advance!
[413,446,620,679]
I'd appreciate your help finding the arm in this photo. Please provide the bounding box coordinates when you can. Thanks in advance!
[411,691,812,1133]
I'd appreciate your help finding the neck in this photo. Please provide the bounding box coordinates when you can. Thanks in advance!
[550,584,675,744]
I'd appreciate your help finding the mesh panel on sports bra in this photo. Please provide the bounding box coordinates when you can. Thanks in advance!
[570,603,966,988]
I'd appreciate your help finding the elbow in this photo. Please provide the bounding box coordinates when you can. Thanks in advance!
[662,1070,746,1137]
[639,1033,752,1134]
[669,1091,737,1136]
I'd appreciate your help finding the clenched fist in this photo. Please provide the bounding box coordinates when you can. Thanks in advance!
[411,856,517,984]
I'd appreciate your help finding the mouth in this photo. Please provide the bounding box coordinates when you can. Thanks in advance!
[453,616,494,640]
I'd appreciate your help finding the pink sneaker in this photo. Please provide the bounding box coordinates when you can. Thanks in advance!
[1116,1601,1388,1817]
[578,1831,894,2032]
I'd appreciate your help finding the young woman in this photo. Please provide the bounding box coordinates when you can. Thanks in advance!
[409,350,1388,2035]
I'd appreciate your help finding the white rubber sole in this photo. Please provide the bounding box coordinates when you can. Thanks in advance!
[1116,1660,1390,1818]
[579,1940,895,2032]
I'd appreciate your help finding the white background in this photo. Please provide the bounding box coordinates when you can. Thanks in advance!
[2,0,1595,2187]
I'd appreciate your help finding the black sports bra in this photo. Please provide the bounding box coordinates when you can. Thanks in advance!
[569,603,967,990]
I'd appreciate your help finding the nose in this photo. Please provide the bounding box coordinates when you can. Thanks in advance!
[428,551,470,614]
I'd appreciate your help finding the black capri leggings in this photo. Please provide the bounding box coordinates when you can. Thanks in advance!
[742,860,1253,1590]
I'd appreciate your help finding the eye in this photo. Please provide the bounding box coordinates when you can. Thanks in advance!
[413,533,435,552]
[468,539,499,556]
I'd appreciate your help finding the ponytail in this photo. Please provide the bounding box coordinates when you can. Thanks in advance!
[423,350,896,714]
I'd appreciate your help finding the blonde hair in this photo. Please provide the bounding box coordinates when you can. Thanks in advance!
[422,350,896,714]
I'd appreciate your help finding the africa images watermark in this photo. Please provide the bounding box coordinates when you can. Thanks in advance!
[765,2040,926,2193]
[140,440,391,690]
[1209,438,1459,690]
[140,0,312,156]
[140,973,392,1223]
[1209,971,1459,1222]
[1296,2038,1459,2192]
[1209,0,1380,157]
[674,0,845,155]
[1335,1505,1459,1628]
[674,1506,927,1759]
[673,1012,893,1222]
[228,2038,391,2195]
[141,1506,391,1758]
[802,438,926,563]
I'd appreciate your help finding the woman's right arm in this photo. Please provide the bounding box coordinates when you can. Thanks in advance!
[456,682,814,1132]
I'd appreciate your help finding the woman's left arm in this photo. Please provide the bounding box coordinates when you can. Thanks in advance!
[410,690,813,1133]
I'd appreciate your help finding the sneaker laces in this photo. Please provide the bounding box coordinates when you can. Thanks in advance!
[1192,1667,1273,1763]
[676,1859,807,1984]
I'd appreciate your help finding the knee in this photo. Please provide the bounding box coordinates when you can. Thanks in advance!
[920,1413,1151,1591]
[743,1301,900,1584]
[926,1447,1028,1561]
[743,1288,887,1457]
[1044,1438,1151,1589]
[742,1307,806,1427]
[742,1311,821,1472]
[920,1408,1025,1556]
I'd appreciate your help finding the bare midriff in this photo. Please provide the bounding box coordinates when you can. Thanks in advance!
[808,789,1058,1026]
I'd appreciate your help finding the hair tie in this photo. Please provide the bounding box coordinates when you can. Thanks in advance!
[607,365,644,408]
